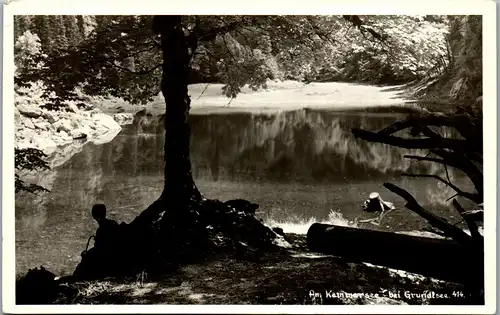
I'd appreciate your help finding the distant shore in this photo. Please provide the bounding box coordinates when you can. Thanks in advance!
[96,80,416,116]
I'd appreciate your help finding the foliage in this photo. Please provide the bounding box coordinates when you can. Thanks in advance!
[14,31,52,194]
[16,15,90,53]
[15,148,50,194]
[14,15,453,104]
[14,30,46,80]
[328,15,449,83]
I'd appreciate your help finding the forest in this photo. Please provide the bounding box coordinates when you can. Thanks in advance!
[13,14,484,305]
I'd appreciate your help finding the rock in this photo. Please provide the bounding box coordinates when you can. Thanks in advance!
[58,130,70,139]
[34,121,51,131]
[71,117,84,129]
[54,119,72,133]
[23,117,35,130]
[70,129,87,140]
[42,111,58,123]
[31,135,57,155]
[14,107,21,121]
[66,102,79,113]
[89,109,101,117]
[20,129,36,142]
[89,127,121,145]
[224,199,260,215]
[93,113,122,131]
[17,104,43,118]
[76,101,95,110]
[113,113,134,126]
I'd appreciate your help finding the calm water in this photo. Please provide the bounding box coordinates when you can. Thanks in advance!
[15,108,473,275]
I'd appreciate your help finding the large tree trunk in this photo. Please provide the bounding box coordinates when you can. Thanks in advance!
[154,16,202,211]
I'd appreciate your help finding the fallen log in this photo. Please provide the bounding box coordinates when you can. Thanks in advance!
[307,223,483,286]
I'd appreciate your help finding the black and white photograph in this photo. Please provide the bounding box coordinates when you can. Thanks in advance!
[3,0,497,313]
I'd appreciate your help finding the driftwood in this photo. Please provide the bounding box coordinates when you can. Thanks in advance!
[307,223,482,285]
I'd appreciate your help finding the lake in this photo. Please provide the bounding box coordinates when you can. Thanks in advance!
[15,107,474,276]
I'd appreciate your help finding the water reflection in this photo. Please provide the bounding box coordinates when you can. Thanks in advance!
[15,108,473,275]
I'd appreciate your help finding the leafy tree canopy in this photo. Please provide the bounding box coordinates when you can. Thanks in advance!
[15,15,450,105]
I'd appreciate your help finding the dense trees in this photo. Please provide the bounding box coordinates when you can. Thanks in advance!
[15,15,452,90]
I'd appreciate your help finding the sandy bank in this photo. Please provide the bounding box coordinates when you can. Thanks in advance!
[97,81,414,116]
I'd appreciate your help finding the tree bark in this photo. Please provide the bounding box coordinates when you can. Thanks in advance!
[153,16,202,211]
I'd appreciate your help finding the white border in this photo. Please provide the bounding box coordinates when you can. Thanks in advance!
[3,0,497,314]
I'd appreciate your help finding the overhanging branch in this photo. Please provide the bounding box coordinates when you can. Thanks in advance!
[401,173,481,204]
[383,182,474,247]
[352,128,469,150]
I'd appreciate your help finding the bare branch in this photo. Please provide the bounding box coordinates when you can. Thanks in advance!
[383,182,474,247]
[352,128,469,150]
[452,199,482,241]
[196,83,210,100]
[404,155,457,167]
[401,173,481,204]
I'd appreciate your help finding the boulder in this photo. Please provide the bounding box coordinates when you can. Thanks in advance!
[20,129,36,142]
[90,127,122,145]
[113,113,134,126]
[66,102,79,113]
[93,113,122,132]
[71,117,84,129]
[31,135,57,155]
[76,102,94,110]
[34,121,51,131]
[17,104,42,118]
[14,107,21,121]
[42,111,58,124]
[58,130,70,139]
[70,129,88,140]
[23,117,35,130]
[54,119,72,133]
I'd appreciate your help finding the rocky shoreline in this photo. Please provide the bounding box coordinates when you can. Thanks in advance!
[14,86,136,194]
[15,93,134,166]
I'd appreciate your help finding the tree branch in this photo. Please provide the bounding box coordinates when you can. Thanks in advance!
[198,18,245,42]
[401,173,481,204]
[404,154,457,167]
[451,199,482,242]
[383,182,474,247]
[352,128,469,150]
